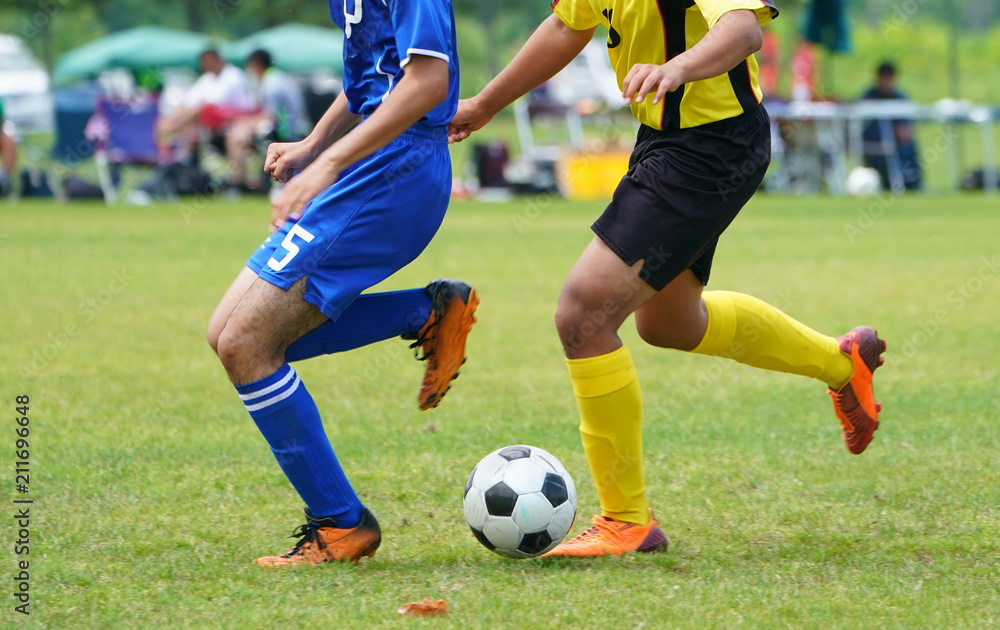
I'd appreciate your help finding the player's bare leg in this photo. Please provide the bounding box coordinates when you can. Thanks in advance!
[633,269,709,351]
[216,275,327,384]
[207,266,260,355]
[555,237,657,359]
[214,275,381,566]
[546,237,669,557]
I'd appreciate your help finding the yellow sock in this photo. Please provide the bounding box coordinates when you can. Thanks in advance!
[692,291,854,390]
[566,345,650,526]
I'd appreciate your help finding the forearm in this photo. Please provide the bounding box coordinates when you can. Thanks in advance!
[670,10,762,84]
[318,57,448,173]
[304,91,362,154]
[475,15,594,118]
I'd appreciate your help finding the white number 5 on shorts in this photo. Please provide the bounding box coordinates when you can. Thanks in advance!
[267,224,316,272]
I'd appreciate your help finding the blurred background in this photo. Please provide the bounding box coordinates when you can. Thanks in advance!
[0,0,998,203]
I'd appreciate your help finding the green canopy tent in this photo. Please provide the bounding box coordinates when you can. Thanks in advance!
[222,24,344,75]
[54,26,217,86]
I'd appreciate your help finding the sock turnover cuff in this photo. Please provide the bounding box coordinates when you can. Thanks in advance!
[235,363,301,412]
[566,345,637,398]
[692,291,738,356]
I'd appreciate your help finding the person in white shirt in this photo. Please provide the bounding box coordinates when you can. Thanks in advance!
[158,49,252,158]
[224,49,307,191]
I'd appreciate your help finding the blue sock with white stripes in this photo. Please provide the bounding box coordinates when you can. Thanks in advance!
[285,289,430,362]
[236,363,363,528]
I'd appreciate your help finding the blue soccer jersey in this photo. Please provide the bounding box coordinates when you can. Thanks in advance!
[329,0,460,128]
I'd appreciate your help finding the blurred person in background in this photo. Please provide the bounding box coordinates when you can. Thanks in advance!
[861,61,922,191]
[0,98,17,196]
[157,49,252,159]
[789,38,817,102]
[224,49,307,193]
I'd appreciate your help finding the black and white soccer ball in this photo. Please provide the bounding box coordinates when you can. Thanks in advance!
[463,445,577,559]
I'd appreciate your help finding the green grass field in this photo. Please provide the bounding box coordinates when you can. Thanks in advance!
[3,194,999,628]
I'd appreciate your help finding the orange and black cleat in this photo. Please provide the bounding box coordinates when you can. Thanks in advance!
[542,510,668,558]
[828,326,887,455]
[405,279,479,411]
[254,507,381,567]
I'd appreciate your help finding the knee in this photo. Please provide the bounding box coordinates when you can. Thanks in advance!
[554,288,584,343]
[215,325,254,375]
[206,322,221,355]
[555,288,617,354]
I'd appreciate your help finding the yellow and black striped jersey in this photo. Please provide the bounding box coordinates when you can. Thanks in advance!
[552,0,778,130]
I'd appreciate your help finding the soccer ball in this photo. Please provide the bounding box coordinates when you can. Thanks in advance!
[845,166,882,197]
[463,445,577,559]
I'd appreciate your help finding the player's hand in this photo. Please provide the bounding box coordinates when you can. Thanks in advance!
[448,98,493,144]
[269,158,341,233]
[622,62,685,106]
[264,139,319,184]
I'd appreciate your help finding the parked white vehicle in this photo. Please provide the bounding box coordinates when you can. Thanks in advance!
[0,34,53,134]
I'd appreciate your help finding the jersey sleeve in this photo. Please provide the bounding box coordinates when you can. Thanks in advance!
[695,0,778,29]
[390,0,453,67]
[552,0,602,31]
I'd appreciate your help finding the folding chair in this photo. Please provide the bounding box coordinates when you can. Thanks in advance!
[89,94,160,204]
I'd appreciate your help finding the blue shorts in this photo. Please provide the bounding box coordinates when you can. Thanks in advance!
[247,123,451,321]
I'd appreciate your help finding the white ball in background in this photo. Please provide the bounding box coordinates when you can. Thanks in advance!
[845,166,883,197]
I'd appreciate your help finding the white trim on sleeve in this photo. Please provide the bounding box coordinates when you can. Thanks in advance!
[399,47,451,67]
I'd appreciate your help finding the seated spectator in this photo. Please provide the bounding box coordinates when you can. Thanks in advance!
[861,61,922,191]
[157,49,252,158]
[224,49,307,193]
[0,98,17,196]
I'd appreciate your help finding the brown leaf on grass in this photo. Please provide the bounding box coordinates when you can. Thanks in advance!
[397,596,447,617]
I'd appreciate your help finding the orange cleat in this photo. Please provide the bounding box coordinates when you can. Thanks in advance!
[254,507,381,567]
[541,510,668,557]
[405,279,479,411]
[828,326,887,455]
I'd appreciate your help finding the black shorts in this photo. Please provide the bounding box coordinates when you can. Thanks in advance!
[592,105,771,290]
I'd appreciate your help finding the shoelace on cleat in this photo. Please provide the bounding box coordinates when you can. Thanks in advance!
[283,523,327,558]
[408,321,440,362]
[563,517,627,548]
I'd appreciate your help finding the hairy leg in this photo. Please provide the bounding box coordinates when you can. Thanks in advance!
[207,266,260,355]
[216,275,328,384]
[216,273,364,526]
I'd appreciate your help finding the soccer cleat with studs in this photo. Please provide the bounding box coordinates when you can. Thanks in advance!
[541,510,668,557]
[254,506,381,567]
[404,279,479,411]
[828,326,887,455]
